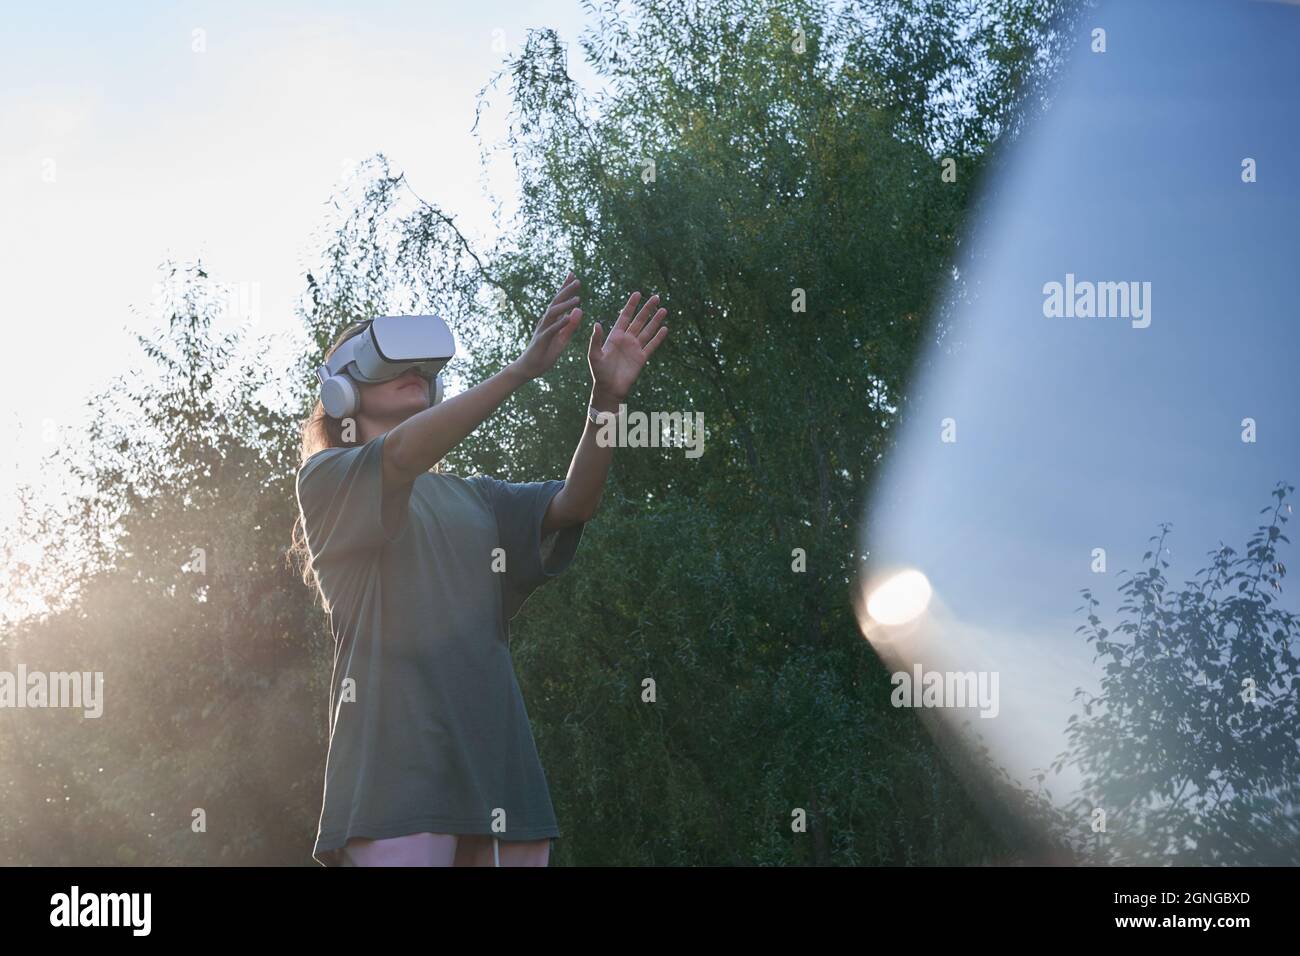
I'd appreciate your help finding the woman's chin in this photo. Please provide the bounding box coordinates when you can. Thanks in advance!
[397,398,429,419]
[362,394,428,425]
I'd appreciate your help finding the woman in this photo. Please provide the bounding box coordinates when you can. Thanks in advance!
[290,272,668,866]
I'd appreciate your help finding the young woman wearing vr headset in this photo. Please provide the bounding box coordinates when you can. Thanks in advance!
[290,272,668,866]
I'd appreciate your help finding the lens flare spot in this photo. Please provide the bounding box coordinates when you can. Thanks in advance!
[866,569,932,626]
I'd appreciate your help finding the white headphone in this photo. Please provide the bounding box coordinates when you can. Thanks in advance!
[319,367,445,419]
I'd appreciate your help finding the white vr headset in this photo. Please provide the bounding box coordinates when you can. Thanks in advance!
[316,314,456,419]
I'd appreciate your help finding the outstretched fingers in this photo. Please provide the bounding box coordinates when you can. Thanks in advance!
[613,291,641,333]
[637,307,667,346]
[543,307,581,341]
[627,293,661,337]
[542,294,581,329]
[642,324,669,359]
[540,273,582,330]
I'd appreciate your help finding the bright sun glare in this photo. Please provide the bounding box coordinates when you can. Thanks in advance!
[866,569,933,626]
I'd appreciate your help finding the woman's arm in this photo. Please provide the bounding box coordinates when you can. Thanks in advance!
[382,273,584,489]
[543,290,669,533]
[383,362,529,488]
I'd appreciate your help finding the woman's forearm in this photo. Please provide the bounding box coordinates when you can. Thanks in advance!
[543,384,622,532]
[383,361,531,487]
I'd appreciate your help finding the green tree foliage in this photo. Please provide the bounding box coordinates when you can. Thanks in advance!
[1,0,1077,864]
[0,264,325,864]
[1054,483,1300,865]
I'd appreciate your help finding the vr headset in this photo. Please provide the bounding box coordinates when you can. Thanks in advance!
[316,314,456,419]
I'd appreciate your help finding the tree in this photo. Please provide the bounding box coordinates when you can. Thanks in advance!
[0,262,326,865]
[1054,482,1300,865]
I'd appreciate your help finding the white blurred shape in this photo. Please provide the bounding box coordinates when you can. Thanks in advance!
[866,569,932,626]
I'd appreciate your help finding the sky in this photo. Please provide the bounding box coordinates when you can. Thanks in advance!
[0,0,609,540]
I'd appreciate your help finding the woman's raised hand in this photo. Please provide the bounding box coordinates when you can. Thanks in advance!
[589,291,669,401]
[512,271,583,381]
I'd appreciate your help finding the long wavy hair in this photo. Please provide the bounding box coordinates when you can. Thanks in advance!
[288,320,442,597]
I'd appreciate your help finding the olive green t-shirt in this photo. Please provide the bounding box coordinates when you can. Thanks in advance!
[295,432,585,866]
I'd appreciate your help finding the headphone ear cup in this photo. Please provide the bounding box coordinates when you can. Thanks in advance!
[321,374,359,419]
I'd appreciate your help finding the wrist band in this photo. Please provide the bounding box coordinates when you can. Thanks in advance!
[588,403,619,425]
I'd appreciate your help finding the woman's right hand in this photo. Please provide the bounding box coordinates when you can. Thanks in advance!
[510,271,583,382]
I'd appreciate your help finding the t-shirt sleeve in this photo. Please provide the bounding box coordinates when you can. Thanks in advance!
[295,432,414,563]
[471,475,586,620]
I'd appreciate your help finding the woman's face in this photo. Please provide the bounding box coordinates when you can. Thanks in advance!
[356,368,430,423]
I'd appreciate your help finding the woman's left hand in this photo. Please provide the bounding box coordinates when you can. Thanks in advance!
[588,291,669,400]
